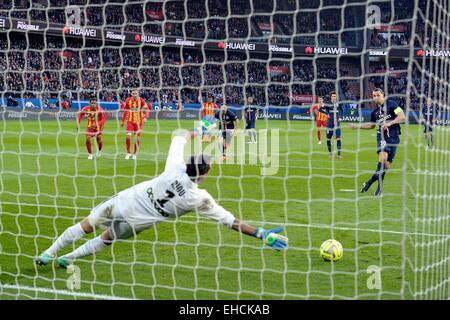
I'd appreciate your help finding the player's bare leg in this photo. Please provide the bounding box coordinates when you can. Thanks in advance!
[133,131,141,159]
[86,136,93,159]
[96,134,103,158]
[125,132,132,159]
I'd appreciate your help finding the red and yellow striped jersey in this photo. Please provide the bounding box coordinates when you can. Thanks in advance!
[77,106,106,129]
[311,104,328,122]
[202,102,218,117]
[123,97,148,124]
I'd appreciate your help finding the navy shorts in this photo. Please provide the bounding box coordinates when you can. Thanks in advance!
[326,126,341,139]
[246,119,256,129]
[377,137,400,163]
[423,124,433,133]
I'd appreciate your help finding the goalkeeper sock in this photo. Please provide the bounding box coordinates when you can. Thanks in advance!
[64,236,109,260]
[45,223,86,256]
[134,137,140,155]
[326,140,332,153]
[126,136,131,153]
[337,139,342,156]
[86,139,92,154]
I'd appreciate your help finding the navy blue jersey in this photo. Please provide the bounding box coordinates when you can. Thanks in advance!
[370,99,403,140]
[319,104,343,128]
[215,109,238,129]
[244,104,258,121]
[422,104,438,125]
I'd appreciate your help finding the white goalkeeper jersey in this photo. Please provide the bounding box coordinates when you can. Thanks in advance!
[102,135,235,229]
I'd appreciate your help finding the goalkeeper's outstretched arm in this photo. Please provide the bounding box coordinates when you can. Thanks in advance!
[231,219,288,251]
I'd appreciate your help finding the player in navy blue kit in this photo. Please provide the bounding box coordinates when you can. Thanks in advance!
[349,88,405,196]
[421,97,439,148]
[319,91,343,159]
[215,104,239,160]
[244,95,259,143]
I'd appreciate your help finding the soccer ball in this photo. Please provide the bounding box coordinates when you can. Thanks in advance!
[320,239,343,262]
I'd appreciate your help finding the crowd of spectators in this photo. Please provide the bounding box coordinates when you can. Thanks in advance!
[0,0,443,110]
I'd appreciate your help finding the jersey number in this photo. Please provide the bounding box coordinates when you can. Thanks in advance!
[156,190,175,208]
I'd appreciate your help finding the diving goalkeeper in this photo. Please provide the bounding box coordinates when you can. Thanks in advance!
[35,120,288,268]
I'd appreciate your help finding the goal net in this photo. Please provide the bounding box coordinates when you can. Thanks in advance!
[0,0,449,300]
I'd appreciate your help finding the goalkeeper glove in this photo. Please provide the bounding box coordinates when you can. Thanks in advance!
[254,226,288,250]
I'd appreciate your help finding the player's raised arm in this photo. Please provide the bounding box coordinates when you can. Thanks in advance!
[195,193,288,251]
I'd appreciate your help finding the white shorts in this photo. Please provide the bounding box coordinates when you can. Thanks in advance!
[87,196,160,234]
[87,196,123,230]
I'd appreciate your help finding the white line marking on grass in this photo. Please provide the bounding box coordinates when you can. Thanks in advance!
[340,189,355,192]
[0,283,131,300]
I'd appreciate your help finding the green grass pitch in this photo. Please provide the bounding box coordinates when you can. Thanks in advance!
[0,118,447,299]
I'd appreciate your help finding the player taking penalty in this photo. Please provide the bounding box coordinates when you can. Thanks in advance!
[349,88,405,196]
[310,96,328,144]
[76,97,107,160]
[201,96,218,143]
[121,90,150,160]
[34,121,288,268]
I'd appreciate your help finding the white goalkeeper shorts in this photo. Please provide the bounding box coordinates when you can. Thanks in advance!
[87,196,157,236]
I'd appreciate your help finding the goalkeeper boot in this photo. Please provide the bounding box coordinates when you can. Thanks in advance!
[34,252,53,266]
[57,256,71,269]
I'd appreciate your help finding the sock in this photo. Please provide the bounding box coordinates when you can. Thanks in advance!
[247,130,252,142]
[45,223,86,256]
[65,236,109,260]
[97,137,103,152]
[86,139,92,154]
[252,130,257,141]
[326,140,332,153]
[431,134,434,147]
[337,140,342,156]
[425,135,429,147]
[134,136,140,154]
[368,162,383,185]
[317,130,321,141]
[380,163,388,184]
[126,136,131,153]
